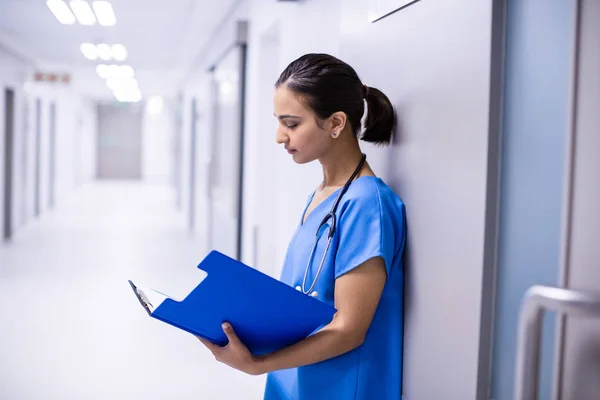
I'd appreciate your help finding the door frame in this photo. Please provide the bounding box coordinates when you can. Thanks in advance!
[3,87,15,241]
[206,20,248,261]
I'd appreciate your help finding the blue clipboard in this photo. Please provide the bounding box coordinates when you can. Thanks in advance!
[129,250,337,355]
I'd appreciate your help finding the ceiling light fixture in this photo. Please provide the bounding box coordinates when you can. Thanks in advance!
[114,89,142,103]
[119,65,134,78]
[106,77,138,92]
[107,65,121,78]
[96,64,110,79]
[46,0,76,25]
[96,43,112,60]
[111,44,127,61]
[81,43,127,61]
[108,78,142,103]
[80,43,98,60]
[69,0,97,25]
[96,64,135,80]
[92,1,116,26]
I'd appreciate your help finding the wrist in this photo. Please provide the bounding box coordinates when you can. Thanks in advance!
[251,354,271,375]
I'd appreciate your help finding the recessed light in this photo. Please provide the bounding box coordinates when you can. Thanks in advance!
[92,1,116,26]
[119,65,134,78]
[111,44,127,61]
[46,0,76,25]
[96,64,109,79]
[97,44,112,60]
[80,43,98,60]
[69,0,97,25]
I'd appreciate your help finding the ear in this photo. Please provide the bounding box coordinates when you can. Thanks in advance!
[329,112,347,138]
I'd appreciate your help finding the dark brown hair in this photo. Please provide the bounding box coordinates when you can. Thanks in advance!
[276,53,395,145]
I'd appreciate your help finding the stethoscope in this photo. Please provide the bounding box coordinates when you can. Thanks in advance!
[295,153,367,298]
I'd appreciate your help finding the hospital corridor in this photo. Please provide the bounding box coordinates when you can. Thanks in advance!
[0,182,265,399]
[1,0,600,399]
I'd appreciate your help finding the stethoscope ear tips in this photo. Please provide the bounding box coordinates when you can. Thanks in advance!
[295,286,319,298]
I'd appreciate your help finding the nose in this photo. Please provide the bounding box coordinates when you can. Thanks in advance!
[275,126,288,145]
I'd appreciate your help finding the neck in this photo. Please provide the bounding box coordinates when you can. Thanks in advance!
[319,139,364,188]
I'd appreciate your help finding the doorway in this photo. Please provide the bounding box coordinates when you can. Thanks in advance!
[206,21,248,260]
[3,88,15,241]
[34,98,41,217]
[96,103,142,180]
[48,102,56,208]
[189,98,198,230]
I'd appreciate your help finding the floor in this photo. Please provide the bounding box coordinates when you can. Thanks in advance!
[0,182,266,400]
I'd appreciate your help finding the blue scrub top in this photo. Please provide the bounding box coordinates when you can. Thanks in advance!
[264,176,406,400]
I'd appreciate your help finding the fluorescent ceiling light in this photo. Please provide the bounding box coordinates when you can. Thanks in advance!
[97,64,134,81]
[113,86,142,103]
[111,44,127,61]
[97,43,112,60]
[96,64,109,79]
[107,64,121,77]
[80,43,98,60]
[83,43,127,61]
[146,96,164,115]
[97,65,134,79]
[92,1,116,26]
[69,0,97,25]
[119,65,134,78]
[46,0,76,25]
[106,77,138,92]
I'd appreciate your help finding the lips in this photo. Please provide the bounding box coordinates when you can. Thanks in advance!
[285,148,297,154]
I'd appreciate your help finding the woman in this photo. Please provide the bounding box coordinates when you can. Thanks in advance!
[199,53,406,399]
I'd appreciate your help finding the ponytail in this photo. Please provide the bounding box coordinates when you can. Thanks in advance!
[276,54,396,145]
[361,86,396,146]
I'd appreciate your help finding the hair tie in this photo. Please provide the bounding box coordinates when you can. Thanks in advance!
[363,85,369,98]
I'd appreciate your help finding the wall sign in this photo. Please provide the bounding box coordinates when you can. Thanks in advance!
[368,0,419,22]
[33,72,71,84]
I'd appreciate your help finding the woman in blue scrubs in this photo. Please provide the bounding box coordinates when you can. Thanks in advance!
[199,53,406,399]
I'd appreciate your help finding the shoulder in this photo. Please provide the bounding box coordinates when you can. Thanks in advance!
[340,176,405,217]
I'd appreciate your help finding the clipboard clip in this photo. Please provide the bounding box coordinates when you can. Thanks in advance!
[129,280,154,315]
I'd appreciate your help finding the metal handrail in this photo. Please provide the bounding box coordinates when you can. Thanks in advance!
[514,285,600,400]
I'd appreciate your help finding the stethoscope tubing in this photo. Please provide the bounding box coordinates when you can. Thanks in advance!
[300,153,367,296]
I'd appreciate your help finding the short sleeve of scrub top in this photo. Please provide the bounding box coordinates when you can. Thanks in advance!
[264,176,406,400]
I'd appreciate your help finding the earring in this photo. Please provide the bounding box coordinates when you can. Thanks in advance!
[332,131,338,138]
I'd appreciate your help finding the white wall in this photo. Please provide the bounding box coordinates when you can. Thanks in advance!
[178,1,502,398]
[25,84,98,213]
[180,0,344,270]
[337,1,503,398]
[560,0,600,397]
[77,100,98,184]
[0,46,28,238]
[142,98,176,185]
[55,91,97,200]
[242,0,343,274]
[178,0,250,254]
[0,43,97,240]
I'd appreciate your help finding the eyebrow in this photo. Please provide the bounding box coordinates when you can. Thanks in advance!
[274,114,300,120]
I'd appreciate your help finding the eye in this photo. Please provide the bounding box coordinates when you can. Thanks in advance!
[286,123,298,129]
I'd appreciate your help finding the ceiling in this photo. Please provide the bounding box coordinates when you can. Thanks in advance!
[0,0,241,100]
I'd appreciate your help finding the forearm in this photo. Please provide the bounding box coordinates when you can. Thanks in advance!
[256,322,363,374]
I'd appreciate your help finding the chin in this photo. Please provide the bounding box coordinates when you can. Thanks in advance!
[291,152,314,165]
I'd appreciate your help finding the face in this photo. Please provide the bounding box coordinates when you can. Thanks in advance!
[273,85,332,164]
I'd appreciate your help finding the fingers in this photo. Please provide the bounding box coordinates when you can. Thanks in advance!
[197,336,220,353]
[221,322,241,347]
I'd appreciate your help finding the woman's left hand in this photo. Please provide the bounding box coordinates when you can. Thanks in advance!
[197,322,263,376]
